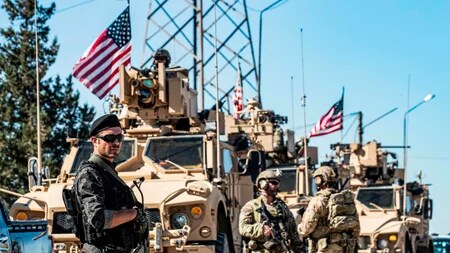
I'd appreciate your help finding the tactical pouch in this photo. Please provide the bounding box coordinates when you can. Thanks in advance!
[263,239,280,250]
[62,188,86,242]
[62,188,77,216]
[317,238,328,251]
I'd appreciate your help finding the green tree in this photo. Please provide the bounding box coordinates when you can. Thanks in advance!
[0,0,95,195]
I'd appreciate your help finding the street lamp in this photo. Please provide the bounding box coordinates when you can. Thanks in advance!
[402,93,435,214]
[258,0,283,107]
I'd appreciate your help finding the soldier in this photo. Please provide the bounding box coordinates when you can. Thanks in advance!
[298,166,360,253]
[73,114,148,253]
[239,169,304,253]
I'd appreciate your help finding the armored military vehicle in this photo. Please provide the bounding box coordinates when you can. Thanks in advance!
[224,102,318,222]
[0,192,52,253]
[8,49,264,253]
[328,141,434,253]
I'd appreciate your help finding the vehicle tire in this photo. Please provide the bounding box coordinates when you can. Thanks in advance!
[217,208,235,253]
[216,232,230,253]
[405,235,413,253]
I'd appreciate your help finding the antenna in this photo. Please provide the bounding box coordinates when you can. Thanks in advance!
[141,1,153,67]
[34,0,42,185]
[291,76,294,130]
[213,0,221,180]
[300,28,309,196]
[403,74,411,215]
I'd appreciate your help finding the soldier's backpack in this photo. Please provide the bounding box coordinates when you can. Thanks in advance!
[327,190,359,232]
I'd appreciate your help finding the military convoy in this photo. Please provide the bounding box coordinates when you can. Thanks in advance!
[327,141,434,253]
[6,49,276,253]
[2,48,436,253]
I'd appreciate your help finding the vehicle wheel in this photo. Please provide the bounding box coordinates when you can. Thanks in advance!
[217,208,235,253]
[216,232,230,253]
[405,235,413,253]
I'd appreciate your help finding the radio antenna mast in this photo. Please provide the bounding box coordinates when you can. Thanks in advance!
[300,28,310,195]
[34,0,42,185]
[213,1,221,180]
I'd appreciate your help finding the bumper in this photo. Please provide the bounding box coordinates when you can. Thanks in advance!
[358,249,401,253]
[150,245,215,253]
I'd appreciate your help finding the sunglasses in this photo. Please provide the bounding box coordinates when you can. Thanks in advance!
[96,134,124,143]
[268,180,279,185]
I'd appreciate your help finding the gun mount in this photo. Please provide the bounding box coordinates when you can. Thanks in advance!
[328,140,400,189]
[225,99,304,166]
[113,49,202,135]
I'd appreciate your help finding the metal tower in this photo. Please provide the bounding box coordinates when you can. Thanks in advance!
[142,0,258,112]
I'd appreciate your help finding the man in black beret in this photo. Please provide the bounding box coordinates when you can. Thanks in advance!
[73,114,148,252]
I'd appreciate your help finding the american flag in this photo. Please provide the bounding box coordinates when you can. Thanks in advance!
[309,92,344,137]
[72,7,132,99]
[233,65,243,119]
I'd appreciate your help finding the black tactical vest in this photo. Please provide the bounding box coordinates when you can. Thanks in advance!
[75,159,139,251]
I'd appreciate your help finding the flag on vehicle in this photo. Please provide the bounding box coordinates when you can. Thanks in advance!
[73,7,132,99]
[233,64,243,119]
[309,89,344,137]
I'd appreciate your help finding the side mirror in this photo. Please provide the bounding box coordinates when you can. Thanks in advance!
[240,150,265,183]
[27,157,38,190]
[424,198,433,219]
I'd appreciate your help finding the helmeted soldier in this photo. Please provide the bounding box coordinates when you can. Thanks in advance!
[298,166,360,253]
[239,169,304,253]
[73,114,148,252]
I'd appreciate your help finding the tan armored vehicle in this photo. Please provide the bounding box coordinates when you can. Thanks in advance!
[224,102,318,221]
[8,49,264,253]
[329,141,434,253]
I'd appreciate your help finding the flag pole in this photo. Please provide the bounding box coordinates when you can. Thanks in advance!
[341,87,345,142]
[300,28,309,196]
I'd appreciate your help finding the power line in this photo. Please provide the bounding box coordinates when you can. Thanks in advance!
[245,0,289,12]
[410,156,450,161]
[56,0,99,14]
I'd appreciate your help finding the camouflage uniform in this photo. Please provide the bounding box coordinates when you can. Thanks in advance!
[239,195,304,253]
[298,166,359,253]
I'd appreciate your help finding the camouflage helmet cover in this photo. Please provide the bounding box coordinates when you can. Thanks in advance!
[312,166,337,182]
[256,169,281,186]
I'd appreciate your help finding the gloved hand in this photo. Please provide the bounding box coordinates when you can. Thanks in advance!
[133,207,148,235]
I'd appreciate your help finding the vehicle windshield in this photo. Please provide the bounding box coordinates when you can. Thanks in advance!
[356,188,395,209]
[144,136,203,170]
[70,140,136,174]
[278,169,297,194]
[434,237,450,253]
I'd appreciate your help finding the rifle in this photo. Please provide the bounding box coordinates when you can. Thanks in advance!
[256,199,292,253]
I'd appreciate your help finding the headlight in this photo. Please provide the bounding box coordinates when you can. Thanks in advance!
[377,238,388,249]
[170,213,189,229]
[376,234,398,250]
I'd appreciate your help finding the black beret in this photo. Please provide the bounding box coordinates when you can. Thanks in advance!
[89,114,121,137]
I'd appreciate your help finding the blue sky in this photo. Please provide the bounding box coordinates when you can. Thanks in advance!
[2,0,450,234]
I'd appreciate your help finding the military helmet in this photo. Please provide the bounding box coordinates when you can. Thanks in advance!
[256,169,281,190]
[312,166,337,185]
